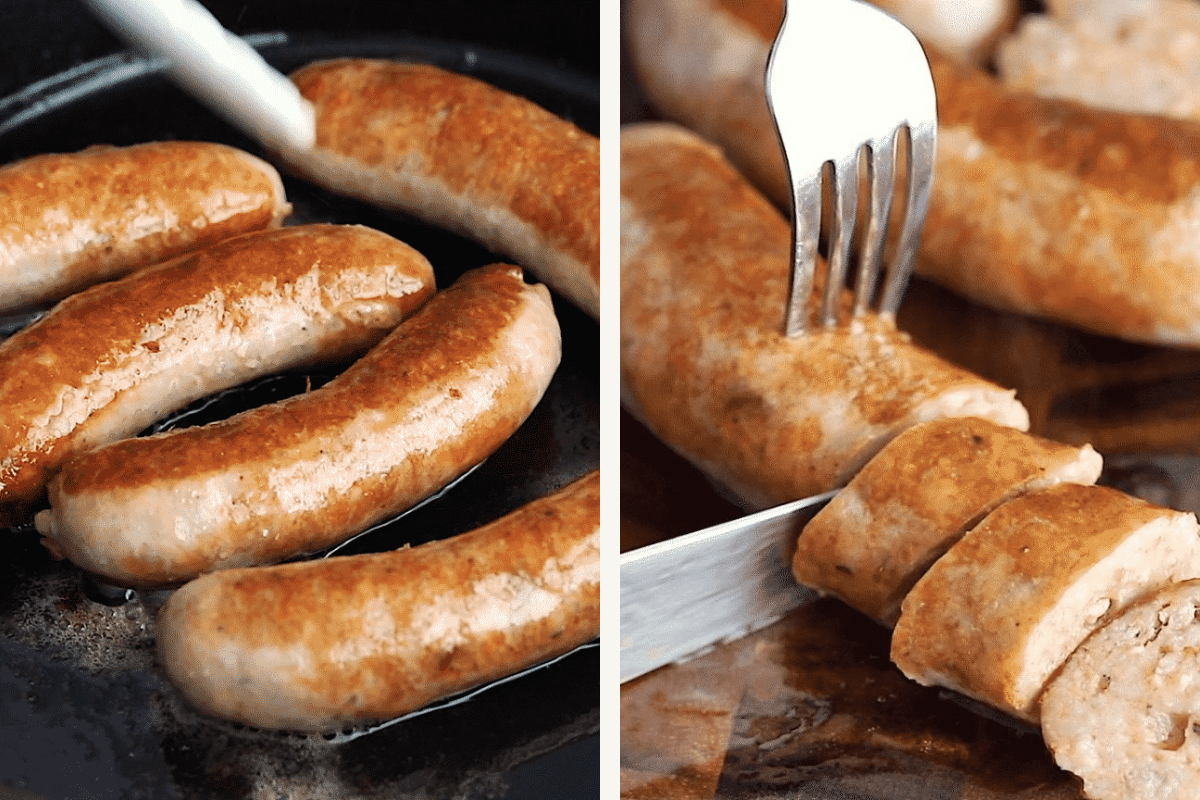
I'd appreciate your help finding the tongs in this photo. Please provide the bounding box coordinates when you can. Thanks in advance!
[81,0,315,152]
[620,0,938,683]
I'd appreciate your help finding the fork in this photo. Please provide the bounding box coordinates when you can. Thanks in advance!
[765,0,937,336]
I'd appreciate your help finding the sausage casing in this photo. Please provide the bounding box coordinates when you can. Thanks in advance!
[621,122,1028,508]
[628,0,1200,347]
[282,59,600,319]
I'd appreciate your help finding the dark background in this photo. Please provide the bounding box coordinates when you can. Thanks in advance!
[0,0,599,100]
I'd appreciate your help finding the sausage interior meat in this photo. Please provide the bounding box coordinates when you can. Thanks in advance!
[1041,579,1200,800]
[792,416,1103,626]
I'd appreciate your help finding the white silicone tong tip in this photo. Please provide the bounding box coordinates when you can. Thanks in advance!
[81,0,316,153]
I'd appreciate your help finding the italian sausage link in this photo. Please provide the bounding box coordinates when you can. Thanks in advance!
[918,50,1200,347]
[621,122,1027,508]
[281,59,600,319]
[0,223,436,526]
[0,140,290,313]
[36,264,562,587]
[154,469,599,732]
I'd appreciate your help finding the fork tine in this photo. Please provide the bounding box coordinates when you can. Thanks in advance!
[820,150,859,327]
[784,176,822,337]
[878,120,936,317]
[853,130,898,317]
[768,0,937,333]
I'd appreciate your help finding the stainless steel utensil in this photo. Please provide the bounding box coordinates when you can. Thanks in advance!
[620,490,836,683]
[765,0,937,335]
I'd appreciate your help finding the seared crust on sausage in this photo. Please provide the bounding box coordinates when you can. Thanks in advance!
[621,123,1028,508]
[155,469,599,732]
[891,483,1200,723]
[919,49,1200,347]
[0,141,289,313]
[36,264,561,587]
[0,223,434,527]
[912,50,1200,347]
[282,59,600,319]
[792,416,1103,626]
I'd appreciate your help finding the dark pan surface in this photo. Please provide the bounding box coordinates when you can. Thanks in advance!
[0,22,598,800]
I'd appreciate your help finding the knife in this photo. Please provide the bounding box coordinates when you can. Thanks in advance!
[620,489,837,683]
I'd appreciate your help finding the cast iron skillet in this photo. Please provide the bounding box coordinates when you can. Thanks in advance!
[0,26,599,800]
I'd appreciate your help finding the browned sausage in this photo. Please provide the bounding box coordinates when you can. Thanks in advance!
[891,483,1200,723]
[153,469,598,732]
[36,264,561,587]
[620,122,1028,508]
[792,416,1102,626]
[281,59,599,319]
[0,223,435,527]
[0,140,289,313]
[627,0,1200,347]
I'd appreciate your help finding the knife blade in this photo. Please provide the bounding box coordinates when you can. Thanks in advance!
[620,489,837,683]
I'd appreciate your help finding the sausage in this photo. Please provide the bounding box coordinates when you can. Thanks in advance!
[917,50,1200,348]
[153,468,598,732]
[627,0,1200,347]
[0,140,289,313]
[624,0,791,216]
[1041,578,1200,800]
[792,416,1102,626]
[620,122,1028,508]
[35,264,561,587]
[891,483,1200,723]
[996,0,1200,119]
[869,0,1018,64]
[280,59,600,319]
[0,223,435,527]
